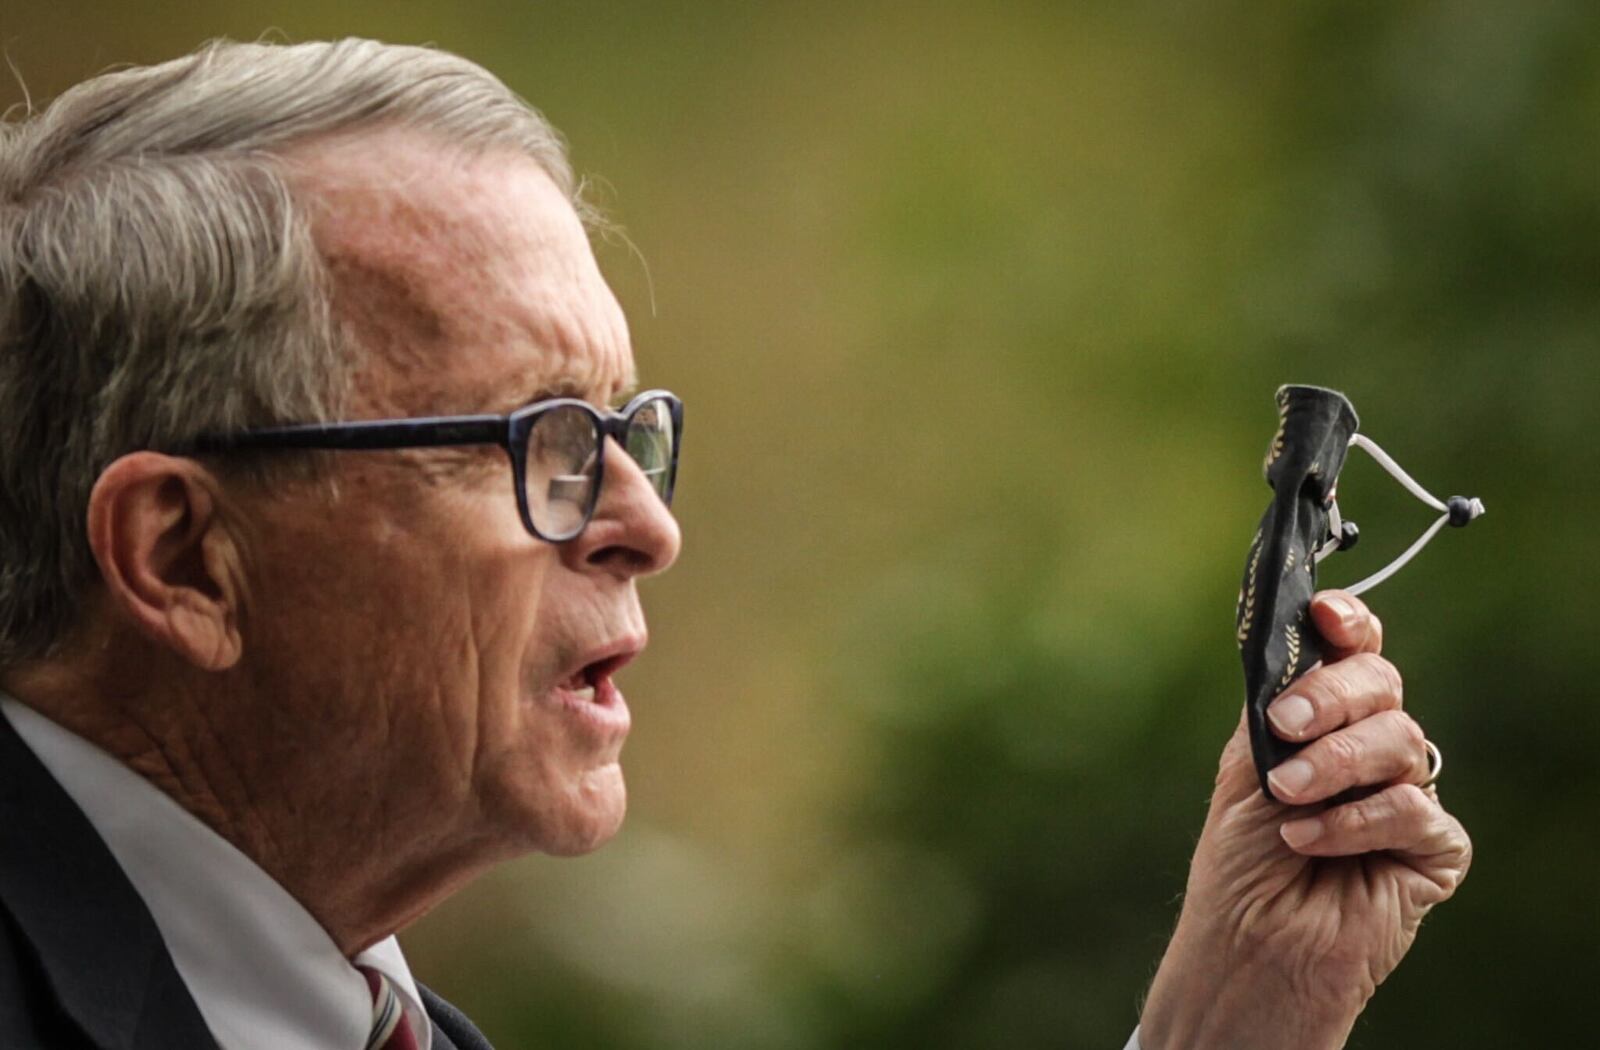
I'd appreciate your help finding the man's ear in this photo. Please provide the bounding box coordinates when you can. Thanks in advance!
[86,453,246,671]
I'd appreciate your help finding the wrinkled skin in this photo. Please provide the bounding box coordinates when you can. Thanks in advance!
[6,131,681,956]
[1140,591,1472,1049]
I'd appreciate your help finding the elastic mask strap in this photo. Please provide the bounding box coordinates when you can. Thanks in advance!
[1333,433,1485,596]
[1312,498,1347,565]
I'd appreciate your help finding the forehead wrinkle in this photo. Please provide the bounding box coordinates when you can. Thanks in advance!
[462,353,637,416]
[295,130,634,418]
[455,275,633,415]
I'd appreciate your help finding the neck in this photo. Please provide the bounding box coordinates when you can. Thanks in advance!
[2,643,504,956]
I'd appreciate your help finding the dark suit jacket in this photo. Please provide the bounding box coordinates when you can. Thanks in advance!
[0,711,494,1049]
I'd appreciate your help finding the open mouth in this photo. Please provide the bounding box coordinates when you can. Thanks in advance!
[556,651,636,705]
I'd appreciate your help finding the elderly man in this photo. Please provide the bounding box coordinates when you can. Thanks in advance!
[0,39,1468,1050]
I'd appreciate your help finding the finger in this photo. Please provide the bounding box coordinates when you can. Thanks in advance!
[1266,709,1427,804]
[1310,590,1383,658]
[1265,651,1404,743]
[1279,784,1474,893]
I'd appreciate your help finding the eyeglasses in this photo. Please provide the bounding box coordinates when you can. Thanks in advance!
[178,389,682,543]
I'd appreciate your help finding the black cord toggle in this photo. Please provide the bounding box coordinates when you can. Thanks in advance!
[1447,496,1478,527]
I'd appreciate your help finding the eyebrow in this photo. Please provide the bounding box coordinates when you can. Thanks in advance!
[469,370,640,416]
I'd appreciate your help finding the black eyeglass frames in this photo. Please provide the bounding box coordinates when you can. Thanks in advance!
[176,390,682,543]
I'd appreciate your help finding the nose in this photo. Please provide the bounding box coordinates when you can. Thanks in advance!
[562,437,681,578]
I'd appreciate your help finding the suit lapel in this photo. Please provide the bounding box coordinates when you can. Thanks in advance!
[419,983,495,1050]
[0,710,217,1050]
[430,1018,461,1050]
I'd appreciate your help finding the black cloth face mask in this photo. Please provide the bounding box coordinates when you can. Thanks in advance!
[1236,384,1484,801]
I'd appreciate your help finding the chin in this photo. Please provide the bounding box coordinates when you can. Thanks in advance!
[540,762,628,857]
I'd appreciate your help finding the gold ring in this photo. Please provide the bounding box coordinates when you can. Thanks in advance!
[1420,739,1443,788]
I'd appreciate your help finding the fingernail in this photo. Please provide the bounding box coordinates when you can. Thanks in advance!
[1320,593,1354,624]
[1268,757,1315,797]
[1280,817,1323,848]
[1268,695,1315,737]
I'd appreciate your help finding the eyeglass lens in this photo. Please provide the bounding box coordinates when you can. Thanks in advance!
[525,404,600,538]
[624,398,675,502]
[523,396,677,539]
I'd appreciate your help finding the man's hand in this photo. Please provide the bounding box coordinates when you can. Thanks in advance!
[1138,591,1472,1050]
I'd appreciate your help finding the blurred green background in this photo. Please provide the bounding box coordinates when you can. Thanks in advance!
[4,1,1596,1046]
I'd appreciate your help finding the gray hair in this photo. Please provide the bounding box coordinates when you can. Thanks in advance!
[0,38,582,665]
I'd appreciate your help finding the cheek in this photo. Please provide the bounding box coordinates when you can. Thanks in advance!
[356,459,556,683]
[240,471,543,717]
[461,550,559,712]
[245,535,478,721]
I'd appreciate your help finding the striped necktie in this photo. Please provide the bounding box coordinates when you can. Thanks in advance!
[360,967,421,1050]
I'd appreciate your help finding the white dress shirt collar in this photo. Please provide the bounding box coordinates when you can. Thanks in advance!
[0,696,432,1050]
